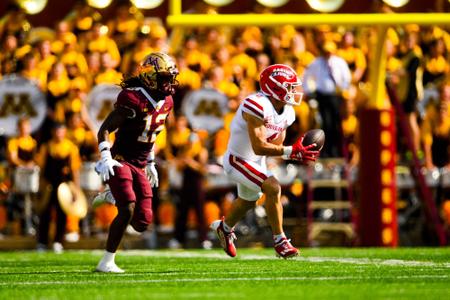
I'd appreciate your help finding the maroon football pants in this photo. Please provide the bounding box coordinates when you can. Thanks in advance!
[108,162,153,228]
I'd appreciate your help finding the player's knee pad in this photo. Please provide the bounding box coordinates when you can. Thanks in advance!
[130,205,153,232]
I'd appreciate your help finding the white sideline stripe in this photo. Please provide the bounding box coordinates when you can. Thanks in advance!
[1,275,449,286]
[2,250,448,269]
[91,250,450,268]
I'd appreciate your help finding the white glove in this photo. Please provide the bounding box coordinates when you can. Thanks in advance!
[146,161,159,188]
[97,141,123,181]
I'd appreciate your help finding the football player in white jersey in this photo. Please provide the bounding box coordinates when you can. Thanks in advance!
[211,64,319,258]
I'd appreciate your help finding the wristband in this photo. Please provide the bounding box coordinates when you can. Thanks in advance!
[282,146,292,160]
[98,141,111,152]
[148,150,155,162]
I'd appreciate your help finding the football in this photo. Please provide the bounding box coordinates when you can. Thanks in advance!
[302,129,325,151]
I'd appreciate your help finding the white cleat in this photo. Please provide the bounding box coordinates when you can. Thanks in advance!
[92,188,116,208]
[52,242,64,254]
[95,261,125,273]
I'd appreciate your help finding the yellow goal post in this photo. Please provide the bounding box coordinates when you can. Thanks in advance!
[166,0,450,108]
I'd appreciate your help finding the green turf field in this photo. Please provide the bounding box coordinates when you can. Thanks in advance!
[0,248,449,299]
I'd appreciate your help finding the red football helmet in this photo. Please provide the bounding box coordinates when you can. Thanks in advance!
[259,64,303,106]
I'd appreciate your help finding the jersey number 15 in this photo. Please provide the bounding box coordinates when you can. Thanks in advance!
[137,113,167,143]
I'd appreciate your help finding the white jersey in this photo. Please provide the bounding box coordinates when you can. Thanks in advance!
[228,92,296,162]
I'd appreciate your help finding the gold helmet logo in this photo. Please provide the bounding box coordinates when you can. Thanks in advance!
[138,52,179,94]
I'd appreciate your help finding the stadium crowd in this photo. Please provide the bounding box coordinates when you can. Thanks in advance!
[0,2,449,249]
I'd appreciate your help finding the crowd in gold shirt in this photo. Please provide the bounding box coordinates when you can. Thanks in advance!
[0,2,449,241]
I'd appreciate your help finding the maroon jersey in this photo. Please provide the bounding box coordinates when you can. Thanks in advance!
[111,87,173,168]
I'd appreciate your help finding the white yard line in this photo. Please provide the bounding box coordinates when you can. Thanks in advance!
[0,274,448,286]
[104,250,450,268]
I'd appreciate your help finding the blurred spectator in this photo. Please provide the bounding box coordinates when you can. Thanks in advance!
[290,32,315,78]
[36,39,57,74]
[0,3,30,41]
[385,38,402,87]
[165,115,191,161]
[183,35,212,74]
[7,117,37,168]
[19,53,47,91]
[54,85,93,131]
[0,34,19,72]
[170,130,210,249]
[204,66,239,99]
[214,97,240,162]
[67,63,88,92]
[35,123,81,253]
[47,62,70,103]
[201,28,229,56]
[86,51,101,87]
[421,82,450,170]
[397,32,423,156]
[255,52,271,82]
[341,88,360,169]
[175,53,202,91]
[120,33,152,75]
[51,21,77,55]
[148,24,169,53]
[337,30,367,84]
[87,22,121,68]
[37,123,80,253]
[240,26,263,55]
[107,2,143,53]
[303,41,351,157]
[65,112,97,162]
[213,46,234,82]
[423,38,449,87]
[64,1,101,36]
[60,39,89,76]
[230,38,257,81]
[94,52,123,85]
[6,117,38,236]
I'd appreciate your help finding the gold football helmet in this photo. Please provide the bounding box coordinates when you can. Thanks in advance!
[138,52,179,95]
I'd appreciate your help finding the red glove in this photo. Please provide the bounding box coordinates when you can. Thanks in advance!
[283,135,320,163]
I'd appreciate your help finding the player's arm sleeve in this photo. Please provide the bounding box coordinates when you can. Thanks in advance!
[241,98,265,121]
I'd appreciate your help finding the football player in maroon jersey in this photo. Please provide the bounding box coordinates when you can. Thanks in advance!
[94,52,178,273]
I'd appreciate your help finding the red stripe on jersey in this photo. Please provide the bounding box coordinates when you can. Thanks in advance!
[243,104,264,119]
[234,156,268,182]
[229,155,264,187]
[246,98,263,111]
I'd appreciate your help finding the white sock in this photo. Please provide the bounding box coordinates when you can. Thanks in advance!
[273,233,286,243]
[102,251,116,264]
[222,221,232,232]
